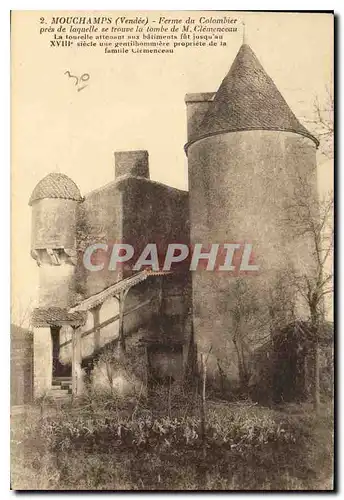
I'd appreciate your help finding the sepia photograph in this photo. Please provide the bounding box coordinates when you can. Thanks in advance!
[10,10,334,491]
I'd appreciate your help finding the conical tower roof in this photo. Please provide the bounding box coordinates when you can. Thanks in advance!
[29,173,82,206]
[186,44,318,149]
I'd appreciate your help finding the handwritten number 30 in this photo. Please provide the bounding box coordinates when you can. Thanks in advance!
[65,71,90,92]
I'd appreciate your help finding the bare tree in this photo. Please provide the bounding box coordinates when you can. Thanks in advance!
[98,348,116,396]
[11,297,35,329]
[97,346,129,396]
[284,178,333,411]
[226,271,297,398]
[304,83,334,160]
[227,279,271,393]
[228,280,254,392]
[282,80,334,410]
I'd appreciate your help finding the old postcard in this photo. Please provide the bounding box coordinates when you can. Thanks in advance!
[11,10,334,491]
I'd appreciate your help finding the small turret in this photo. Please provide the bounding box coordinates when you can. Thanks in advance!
[29,172,83,308]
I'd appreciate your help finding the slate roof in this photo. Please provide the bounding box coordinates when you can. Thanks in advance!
[29,173,83,206]
[31,307,87,327]
[186,44,319,149]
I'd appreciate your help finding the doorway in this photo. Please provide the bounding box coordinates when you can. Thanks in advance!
[51,326,71,378]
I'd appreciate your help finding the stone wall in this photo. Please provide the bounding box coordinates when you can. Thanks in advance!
[11,325,33,405]
[119,176,189,272]
[187,130,318,383]
[77,182,124,298]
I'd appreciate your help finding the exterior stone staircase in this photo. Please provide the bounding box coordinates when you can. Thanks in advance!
[47,337,124,401]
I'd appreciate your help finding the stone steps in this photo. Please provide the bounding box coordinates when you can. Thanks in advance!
[49,377,73,399]
[47,390,70,400]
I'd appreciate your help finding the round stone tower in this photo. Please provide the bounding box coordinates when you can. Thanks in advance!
[185,44,319,381]
[29,172,83,308]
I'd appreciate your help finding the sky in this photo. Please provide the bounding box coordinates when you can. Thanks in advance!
[11,11,334,326]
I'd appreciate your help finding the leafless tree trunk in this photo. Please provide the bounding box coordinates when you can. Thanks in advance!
[298,84,334,410]
[200,353,206,445]
[305,86,333,160]
[11,297,34,329]
[199,347,211,452]
[284,185,333,412]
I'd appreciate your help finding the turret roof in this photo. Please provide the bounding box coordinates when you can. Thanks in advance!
[29,172,82,205]
[186,44,319,149]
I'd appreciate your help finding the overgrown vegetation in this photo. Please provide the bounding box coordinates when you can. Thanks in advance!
[11,387,333,490]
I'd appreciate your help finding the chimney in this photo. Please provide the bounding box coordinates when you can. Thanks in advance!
[185,93,215,142]
[114,150,150,179]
